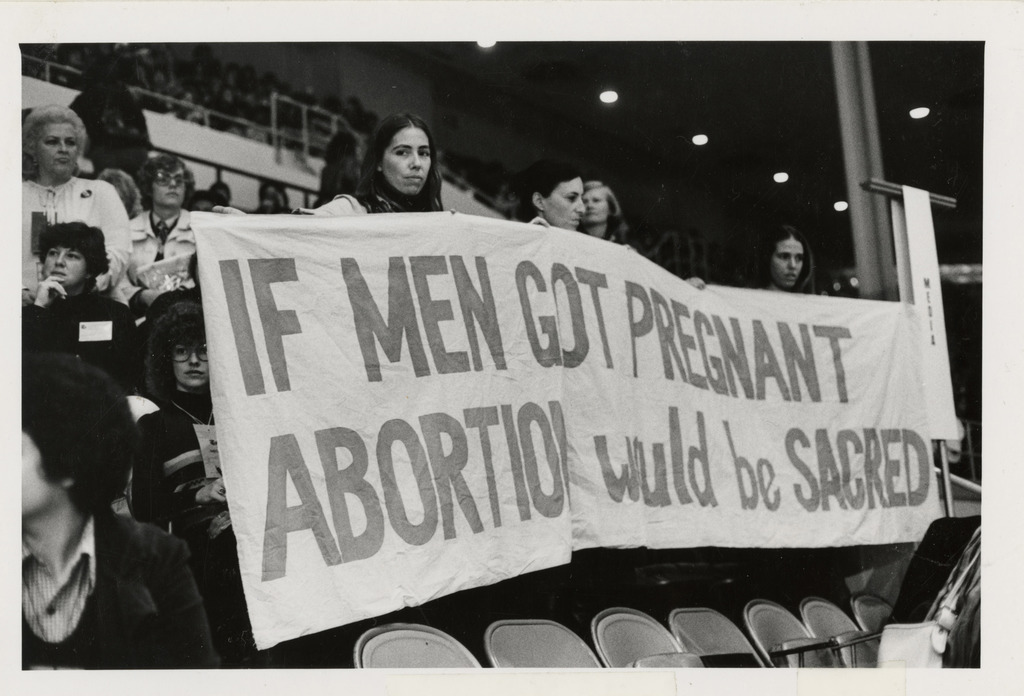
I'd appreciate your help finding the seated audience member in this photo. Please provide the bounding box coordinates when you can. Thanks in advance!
[255,181,288,213]
[133,301,257,665]
[315,129,361,206]
[755,223,816,294]
[581,180,630,244]
[121,154,197,317]
[22,105,131,306]
[511,159,585,231]
[22,353,218,669]
[96,168,144,219]
[189,189,224,212]
[210,181,232,208]
[23,222,140,392]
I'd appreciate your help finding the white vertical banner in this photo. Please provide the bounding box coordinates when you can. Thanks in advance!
[891,186,959,439]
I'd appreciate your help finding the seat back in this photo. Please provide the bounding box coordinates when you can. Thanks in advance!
[851,594,892,632]
[632,652,704,668]
[484,619,601,668]
[668,607,766,666]
[354,623,481,668]
[744,599,830,667]
[591,607,682,668]
[800,596,876,667]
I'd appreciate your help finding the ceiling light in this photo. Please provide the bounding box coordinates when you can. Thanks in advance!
[849,277,860,288]
[909,106,930,119]
[773,172,789,183]
[599,90,618,104]
[834,201,849,212]
[476,40,496,49]
[691,134,709,146]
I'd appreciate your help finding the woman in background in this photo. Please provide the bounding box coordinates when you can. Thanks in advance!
[22,105,131,305]
[756,224,815,294]
[96,167,144,219]
[580,180,630,244]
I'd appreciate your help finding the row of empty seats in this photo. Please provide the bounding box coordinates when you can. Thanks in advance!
[352,594,892,668]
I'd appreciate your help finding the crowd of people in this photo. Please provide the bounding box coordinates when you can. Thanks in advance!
[22,70,821,667]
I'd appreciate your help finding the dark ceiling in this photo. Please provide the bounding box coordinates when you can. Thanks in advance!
[389,41,983,276]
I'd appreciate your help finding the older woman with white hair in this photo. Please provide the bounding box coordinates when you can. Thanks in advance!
[22,105,131,305]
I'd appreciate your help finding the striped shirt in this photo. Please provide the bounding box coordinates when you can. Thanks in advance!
[22,517,96,643]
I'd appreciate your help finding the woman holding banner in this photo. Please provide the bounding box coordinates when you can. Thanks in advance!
[512,159,586,231]
[133,301,257,665]
[216,112,443,217]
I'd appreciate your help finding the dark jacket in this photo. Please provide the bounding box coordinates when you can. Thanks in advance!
[22,292,141,393]
[91,512,219,668]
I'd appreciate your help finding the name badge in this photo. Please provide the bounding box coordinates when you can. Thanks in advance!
[193,424,221,479]
[79,321,113,342]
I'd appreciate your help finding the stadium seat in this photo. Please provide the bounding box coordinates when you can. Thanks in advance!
[743,599,837,667]
[632,652,704,668]
[850,593,893,633]
[800,596,878,667]
[590,607,683,668]
[668,607,766,667]
[353,623,481,668]
[484,619,601,668]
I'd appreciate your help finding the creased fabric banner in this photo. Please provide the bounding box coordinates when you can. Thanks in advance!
[192,211,941,648]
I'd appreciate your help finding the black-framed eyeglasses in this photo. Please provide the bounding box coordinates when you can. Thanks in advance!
[154,171,186,188]
[171,344,208,362]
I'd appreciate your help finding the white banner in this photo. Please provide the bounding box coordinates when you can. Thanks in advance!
[193,211,941,649]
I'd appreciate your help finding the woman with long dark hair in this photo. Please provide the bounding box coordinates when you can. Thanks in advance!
[303,112,443,215]
[755,224,815,294]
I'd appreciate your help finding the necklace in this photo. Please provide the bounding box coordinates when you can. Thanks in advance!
[173,400,214,426]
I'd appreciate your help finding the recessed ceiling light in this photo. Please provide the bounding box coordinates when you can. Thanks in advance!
[773,172,789,183]
[849,277,860,288]
[691,134,709,146]
[909,107,930,119]
[834,201,849,212]
[599,90,618,104]
[476,40,496,49]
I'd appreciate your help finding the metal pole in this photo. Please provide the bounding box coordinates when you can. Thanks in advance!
[301,105,310,161]
[271,92,280,162]
[938,441,956,517]
[831,42,897,300]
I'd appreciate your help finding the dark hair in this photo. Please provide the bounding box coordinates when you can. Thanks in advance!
[145,300,207,402]
[755,224,815,294]
[137,153,195,211]
[37,222,110,292]
[189,189,226,210]
[511,160,582,222]
[210,180,232,202]
[257,181,288,213]
[356,112,443,213]
[22,353,138,516]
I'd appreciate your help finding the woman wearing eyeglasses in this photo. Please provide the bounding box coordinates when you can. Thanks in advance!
[133,301,258,665]
[120,154,198,318]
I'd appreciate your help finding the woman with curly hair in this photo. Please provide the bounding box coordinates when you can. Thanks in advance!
[121,153,198,317]
[133,301,257,665]
[22,222,140,392]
